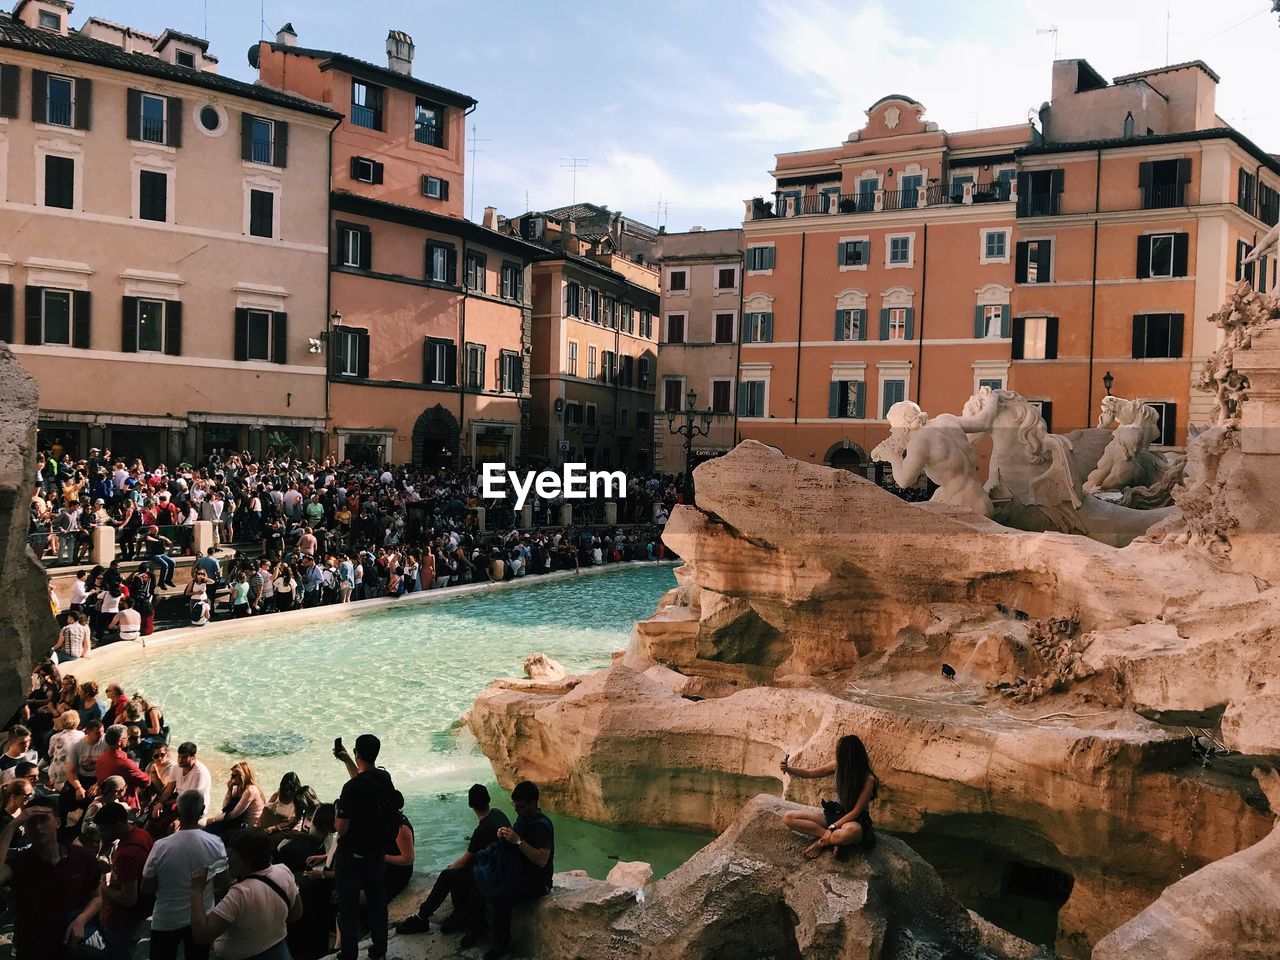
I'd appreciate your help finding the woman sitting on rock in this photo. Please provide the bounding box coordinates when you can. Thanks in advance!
[780,734,878,859]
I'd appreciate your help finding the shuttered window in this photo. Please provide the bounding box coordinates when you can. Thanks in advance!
[1131,314,1184,359]
[139,170,167,222]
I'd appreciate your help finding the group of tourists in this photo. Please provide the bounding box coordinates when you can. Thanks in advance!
[3,660,562,960]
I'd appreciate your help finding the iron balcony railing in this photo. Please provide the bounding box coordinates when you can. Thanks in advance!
[46,99,73,126]
[751,179,1014,220]
[415,123,443,147]
[351,103,381,130]
[141,116,165,142]
[1017,192,1061,218]
[251,138,273,164]
[1142,183,1186,209]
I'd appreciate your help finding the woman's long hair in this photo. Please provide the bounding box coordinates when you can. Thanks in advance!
[277,771,301,803]
[834,735,877,810]
[231,761,258,789]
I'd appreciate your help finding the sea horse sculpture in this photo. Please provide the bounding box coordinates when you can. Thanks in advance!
[1083,396,1170,494]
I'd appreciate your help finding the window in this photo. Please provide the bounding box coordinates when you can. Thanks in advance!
[351,157,381,183]
[1145,402,1178,446]
[567,340,578,376]
[983,230,1008,262]
[243,309,272,361]
[40,289,71,345]
[857,178,878,211]
[422,176,449,200]
[585,404,597,428]
[427,243,454,284]
[637,410,651,433]
[1016,240,1053,283]
[565,402,582,426]
[881,379,906,417]
[565,282,582,318]
[640,310,653,339]
[501,262,523,301]
[888,235,912,266]
[668,269,687,292]
[899,174,922,208]
[712,379,732,413]
[1017,169,1063,217]
[38,10,61,29]
[248,189,274,238]
[340,226,365,269]
[588,290,600,324]
[1260,183,1280,227]
[978,377,1004,391]
[743,311,772,343]
[1239,168,1257,212]
[666,314,685,344]
[1012,316,1059,360]
[603,297,615,329]
[746,245,775,272]
[587,345,597,380]
[1138,232,1188,279]
[334,329,365,377]
[950,174,973,204]
[829,379,865,419]
[714,313,735,344]
[247,117,276,165]
[199,106,221,132]
[45,75,73,126]
[663,378,685,411]
[1139,159,1189,209]
[716,267,737,290]
[618,354,633,386]
[978,304,1008,339]
[174,50,196,69]
[465,342,486,389]
[838,239,870,268]
[887,308,907,340]
[1030,400,1053,432]
[602,350,615,383]
[44,155,74,209]
[424,337,456,386]
[414,99,443,147]
[834,309,863,341]
[500,351,522,392]
[1132,314,1184,359]
[465,252,487,292]
[618,304,632,332]
[639,357,650,388]
[351,80,384,130]
[136,299,165,353]
[139,94,165,143]
[739,380,766,417]
[139,170,167,222]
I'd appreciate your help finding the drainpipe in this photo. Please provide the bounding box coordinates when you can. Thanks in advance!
[793,233,806,425]
[323,113,340,462]
[914,223,927,404]
[459,237,468,470]
[734,243,744,446]
[1085,148,1101,424]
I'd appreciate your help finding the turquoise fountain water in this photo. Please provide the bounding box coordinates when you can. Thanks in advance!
[108,565,710,879]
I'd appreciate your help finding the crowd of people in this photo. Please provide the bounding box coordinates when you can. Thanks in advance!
[2,662,563,960]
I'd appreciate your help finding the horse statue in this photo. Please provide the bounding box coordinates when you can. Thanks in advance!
[1083,396,1171,493]
[960,389,1177,546]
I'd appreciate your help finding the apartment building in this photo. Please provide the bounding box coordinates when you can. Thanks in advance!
[253,25,542,467]
[739,58,1279,472]
[506,211,659,471]
[653,227,743,473]
[0,0,338,463]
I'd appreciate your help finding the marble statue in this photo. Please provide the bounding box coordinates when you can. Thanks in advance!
[1083,396,1170,493]
[869,390,999,517]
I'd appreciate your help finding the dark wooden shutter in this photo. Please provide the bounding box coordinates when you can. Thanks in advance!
[1238,168,1248,207]
[1036,241,1052,281]
[423,339,435,383]
[879,309,890,340]
[1138,161,1153,191]
[274,121,288,167]
[440,179,450,200]
[741,314,753,344]
[445,342,458,386]
[514,355,523,392]
[359,229,372,271]
[446,247,458,285]
[1173,233,1189,277]
[234,308,249,361]
[121,296,138,353]
[372,161,384,185]
[1039,401,1053,432]
[834,310,846,340]
[854,381,866,418]
[828,382,839,417]
[330,327,348,376]
[1169,314,1184,358]
[349,157,361,179]
[240,113,253,161]
[904,307,915,341]
[272,311,287,364]
[126,89,142,140]
[1161,403,1178,446]
[836,241,847,266]
[0,284,11,343]
[164,300,182,356]
[1000,304,1011,338]
[73,77,91,130]
[167,97,182,147]
[1136,234,1151,279]
[764,246,775,270]
[1010,316,1026,360]
[1049,168,1064,212]
[72,291,90,348]
[356,330,370,379]
[0,64,18,119]
[1015,172,1030,213]
[31,69,46,122]
[1175,158,1191,185]
[1044,317,1058,359]
[973,305,985,338]
[23,286,41,344]
[1014,241,1029,283]
[762,313,773,342]
[737,381,749,414]
[1131,315,1146,359]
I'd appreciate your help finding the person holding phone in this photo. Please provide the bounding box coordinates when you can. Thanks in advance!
[332,734,396,960]
[779,735,879,860]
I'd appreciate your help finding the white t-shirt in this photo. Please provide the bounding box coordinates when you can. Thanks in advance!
[69,579,89,605]
[115,608,142,640]
[46,729,85,789]
[176,760,213,819]
[143,827,227,931]
[210,864,298,960]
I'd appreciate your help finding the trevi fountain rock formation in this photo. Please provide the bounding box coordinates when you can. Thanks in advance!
[468,282,1280,959]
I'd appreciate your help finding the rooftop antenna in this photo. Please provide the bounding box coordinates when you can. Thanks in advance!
[560,157,589,206]
[468,122,492,221]
[1036,25,1059,61]
[654,195,675,229]
[260,0,265,41]
[1165,2,1172,65]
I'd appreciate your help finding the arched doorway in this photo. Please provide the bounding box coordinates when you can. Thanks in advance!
[412,405,460,469]
[824,440,874,480]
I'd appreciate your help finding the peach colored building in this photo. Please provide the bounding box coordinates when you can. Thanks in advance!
[653,227,743,473]
[502,211,659,471]
[254,25,542,467]
[740,59,1279,472]
[0,1,338,463]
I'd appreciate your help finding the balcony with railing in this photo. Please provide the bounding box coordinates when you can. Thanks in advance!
[251,138,273,164]
[1142,183,1186,210]
[414,122,443,147]
[141,116,165,142]
[748,179,1014,220]
[1017,192,1060,218]
[351,103,381,130]
[46,98,73,126]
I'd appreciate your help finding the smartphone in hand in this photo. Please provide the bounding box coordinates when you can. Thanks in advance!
[333,737,344,757]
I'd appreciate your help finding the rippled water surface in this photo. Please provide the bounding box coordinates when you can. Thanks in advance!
[111,565,710,878]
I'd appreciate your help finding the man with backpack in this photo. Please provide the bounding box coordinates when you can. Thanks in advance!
[333,733,395,960]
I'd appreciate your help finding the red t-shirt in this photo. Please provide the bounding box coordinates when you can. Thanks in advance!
[95,747,151,803]
[101,827,154,929]
[9,843,100,955]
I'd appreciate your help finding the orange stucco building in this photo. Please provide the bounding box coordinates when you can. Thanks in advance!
[739,58,1279,473]
[254,25,543,467]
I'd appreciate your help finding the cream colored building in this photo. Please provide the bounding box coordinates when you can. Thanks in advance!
[653,227,743,473]
[0,0,338,463]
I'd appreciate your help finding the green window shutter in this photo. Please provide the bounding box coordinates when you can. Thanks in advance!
[762,313,773,342]
[356,331,370,379]
[855,309,867,341]
[737,381,749,415]
[854,381,866,418]
[904,307,915,341]
[828,381,839,418]
[836,241,847,266]
[1000,305,1011,338]
[834,309,847,340]
[121,297,139,353]
[765,246,776,270]
[974,305,985,339]
[879,309,890,340]
[741,313,753,343]
[240,113,254,161]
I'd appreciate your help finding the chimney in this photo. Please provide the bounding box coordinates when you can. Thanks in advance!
[561,218,580,255]
[482,206,498,230]
[275,22,298,47]
[387,30,414,75]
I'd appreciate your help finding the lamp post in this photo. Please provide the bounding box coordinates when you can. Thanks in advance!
[1102,370,1114,396]
[667,388,713,476]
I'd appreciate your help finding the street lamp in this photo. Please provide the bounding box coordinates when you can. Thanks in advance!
[667,387,713,476]
[1102,370,1114,396]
